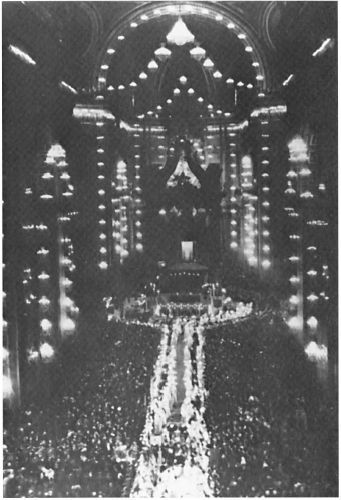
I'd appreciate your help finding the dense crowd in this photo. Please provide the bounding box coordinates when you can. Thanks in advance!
[4,303,337,498]
[204,314,336,497]
[3,323,160,497]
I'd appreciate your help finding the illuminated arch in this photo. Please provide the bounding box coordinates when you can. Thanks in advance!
[93,1,271,94]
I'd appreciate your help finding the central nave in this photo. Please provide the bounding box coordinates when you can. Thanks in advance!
[131,304,252,497]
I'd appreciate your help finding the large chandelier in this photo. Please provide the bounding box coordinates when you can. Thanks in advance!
[166,17,195,46]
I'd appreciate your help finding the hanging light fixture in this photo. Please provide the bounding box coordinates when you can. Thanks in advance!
[190,43,206,61]
[203,57,214,69]
[147,59,159,72]
[166,17,195,46]
[154,43,172,62]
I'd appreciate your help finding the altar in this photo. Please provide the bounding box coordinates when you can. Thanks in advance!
[159,261,208,295]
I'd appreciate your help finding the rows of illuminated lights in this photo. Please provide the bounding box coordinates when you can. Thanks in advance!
[132,128,144,253]
[96,121,109,270]
[241,155,258,267]
[22,145,78,364]
[7,15,333,98]
[95,69,259,126]
[41,145,78,356]
[285,137,329,333]
[96,5,266,94]
[249,104,287,268]
[96,78,248,123]
[97,53,257,104]
[135,92,234,122]
[228,128,239,251]
[203,129,220,168]
[258,112,271,270]
[285,137,311,331]
[153,129,168,165]
[226,120,251,252]
[113,159,130,262]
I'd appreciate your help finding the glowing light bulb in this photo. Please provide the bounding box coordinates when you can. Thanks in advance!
[307,293,318,302]
[307,269,317,277]
[61,317,76,332]
[41,319,52,331]
[287,316,301,330]
[307,316,318,329]
[40,342,54,361]
[38,272,50,280]
[289,295,299,305]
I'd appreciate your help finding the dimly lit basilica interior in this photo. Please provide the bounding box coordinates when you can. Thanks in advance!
[3,1,338,497]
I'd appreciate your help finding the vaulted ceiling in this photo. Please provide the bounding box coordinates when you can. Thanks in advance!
[2,1,337,136]
[4,1,336,88]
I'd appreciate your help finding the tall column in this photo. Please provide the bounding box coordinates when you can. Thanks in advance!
[285,136,312,343]
[72,104,116,310]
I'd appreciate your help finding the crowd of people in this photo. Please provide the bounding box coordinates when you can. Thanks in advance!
[3,322,160,497]
[204,314,335,496]
[4,298,336,497]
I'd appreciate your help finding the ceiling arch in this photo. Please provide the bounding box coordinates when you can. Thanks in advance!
[92,1,271,94]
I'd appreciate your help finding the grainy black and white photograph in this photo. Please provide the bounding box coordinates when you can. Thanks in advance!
[2,1,338,497]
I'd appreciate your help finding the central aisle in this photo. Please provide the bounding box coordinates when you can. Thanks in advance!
[130,316,213,497]
[175,333,186,406]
